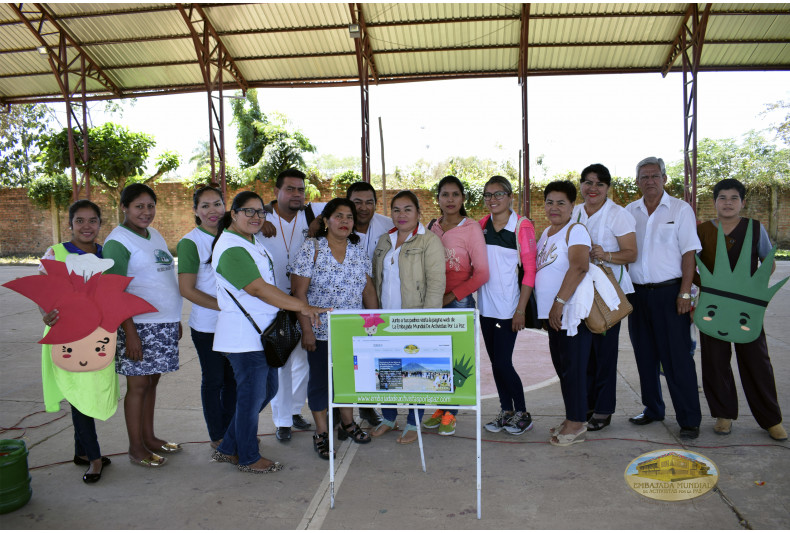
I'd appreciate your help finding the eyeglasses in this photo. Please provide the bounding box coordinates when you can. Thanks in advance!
[638,174,663,182]
[483,191,510,201]
[581,180,607,189]
[236,208,267,219]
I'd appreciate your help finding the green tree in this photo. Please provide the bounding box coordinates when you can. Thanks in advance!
[331,169,361,196]
[39,122,180,222]
[762,99,789,146]
[182,163,249,190]
[230,89,268,168]
[667,132,789,195]
[231,91,316,184]
[189,140,211,169]
[0,103,53,187]
[27,173,73,243]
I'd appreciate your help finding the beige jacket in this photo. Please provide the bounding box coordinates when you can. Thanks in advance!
[372,230,446,309]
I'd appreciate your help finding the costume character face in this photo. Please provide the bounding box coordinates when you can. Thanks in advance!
[2,257,157,373]
[54,327,117,372]
[694,220,787,344]
[361,313,384,336]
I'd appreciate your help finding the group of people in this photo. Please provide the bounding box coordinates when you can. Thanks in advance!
[35,158,786,484]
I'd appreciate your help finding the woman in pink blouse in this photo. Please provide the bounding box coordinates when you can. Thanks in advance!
[424,175,490,436]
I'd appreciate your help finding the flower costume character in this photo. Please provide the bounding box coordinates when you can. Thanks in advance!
[3,256,157,421]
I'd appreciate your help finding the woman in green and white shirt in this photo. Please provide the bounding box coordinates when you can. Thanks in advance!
[209,191,328,474]
[177,186,235,450]
[104,183,182,468]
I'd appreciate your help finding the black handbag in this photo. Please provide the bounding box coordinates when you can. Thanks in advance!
[224,289,300,368]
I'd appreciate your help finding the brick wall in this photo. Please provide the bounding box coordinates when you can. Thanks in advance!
[1,183,787,256]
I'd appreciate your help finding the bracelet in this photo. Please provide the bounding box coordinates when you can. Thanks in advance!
[515,309,525,316]
[608,251,613,263]
[554,296,566,305]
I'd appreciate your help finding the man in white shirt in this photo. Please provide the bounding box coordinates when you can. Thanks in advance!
[347,182,395,260]
[346,181,394,426]
[625,157,702,440]
[262,169,313,441]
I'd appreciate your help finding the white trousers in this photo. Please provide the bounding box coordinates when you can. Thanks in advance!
[270,344,309,427]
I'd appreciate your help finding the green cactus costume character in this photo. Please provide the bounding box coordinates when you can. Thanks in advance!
[694,220,787,344]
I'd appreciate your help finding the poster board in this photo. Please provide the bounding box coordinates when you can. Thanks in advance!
[327,308,481,519]
[329,309,477,407]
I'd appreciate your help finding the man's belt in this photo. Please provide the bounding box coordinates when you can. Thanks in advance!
[633,278,682,289]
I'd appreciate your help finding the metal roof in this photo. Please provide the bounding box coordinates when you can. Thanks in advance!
[1,2,789,104]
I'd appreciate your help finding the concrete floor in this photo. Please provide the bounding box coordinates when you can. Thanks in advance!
[1,263,789,529]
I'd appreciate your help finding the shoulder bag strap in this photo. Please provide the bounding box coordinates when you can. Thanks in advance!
[224,288,262,335]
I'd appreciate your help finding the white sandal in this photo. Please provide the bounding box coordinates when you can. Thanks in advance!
[550,427,587,447]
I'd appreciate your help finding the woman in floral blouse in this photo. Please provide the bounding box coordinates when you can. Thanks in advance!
[291,198,379,460]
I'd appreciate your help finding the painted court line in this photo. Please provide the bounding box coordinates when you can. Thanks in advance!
[297,439,358,530]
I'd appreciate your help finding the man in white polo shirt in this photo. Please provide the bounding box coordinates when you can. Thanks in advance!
[262,169,315,441]
[625,156,702,440]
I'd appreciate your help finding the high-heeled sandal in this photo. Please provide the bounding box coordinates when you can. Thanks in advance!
[587,414,612,432]
[338,421,371,444]
[312,432,335,460]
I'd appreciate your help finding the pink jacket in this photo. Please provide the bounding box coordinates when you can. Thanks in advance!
[478,213,537,288]
[430,218,490,301]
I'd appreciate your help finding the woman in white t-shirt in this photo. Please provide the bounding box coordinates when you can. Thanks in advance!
[177,186,235,450]
[104,184,183,468]
[535,181,592,447]
[571,164,637,432]
[209,191,328,474]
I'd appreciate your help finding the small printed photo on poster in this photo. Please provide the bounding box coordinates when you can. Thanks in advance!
[353,335,454,393]
[374,357,453,392]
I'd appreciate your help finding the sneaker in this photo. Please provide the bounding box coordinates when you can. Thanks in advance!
[505,411,534,435]
[484,410,514,433]
[423,409,444,429]
[438,412,457,436]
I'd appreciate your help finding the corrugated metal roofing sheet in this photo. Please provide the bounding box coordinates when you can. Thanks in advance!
[1,3,788,102]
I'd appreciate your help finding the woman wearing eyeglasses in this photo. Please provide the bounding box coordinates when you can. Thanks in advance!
[571,164,637,432]
[477,176,536,436]
[208,191,328,474]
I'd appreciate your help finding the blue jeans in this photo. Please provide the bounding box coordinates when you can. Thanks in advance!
[218,351,279,466]
[71,404,101,461]
[441,295,475,415]
[191,329,237,441]
[382,407,424,427]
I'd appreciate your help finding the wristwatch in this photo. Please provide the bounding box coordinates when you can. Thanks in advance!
[554,296,566,305]
[678,292,692,300]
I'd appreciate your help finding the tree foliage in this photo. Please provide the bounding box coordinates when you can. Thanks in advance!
[182,163,249,190]
[230,91,316,184]
[39,122,180,220]
[230,89,268,168]
[331,169,361,196]
[667,131,789,196]
[762,99,790,146]
[27,173,73,210]
[0,103,52,187]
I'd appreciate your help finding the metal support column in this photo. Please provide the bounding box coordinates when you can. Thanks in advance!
[178,3,248,197]
[350,3,378,183]
[11,3,121,200]
[663,3,711,212]
[518,3,531,217]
